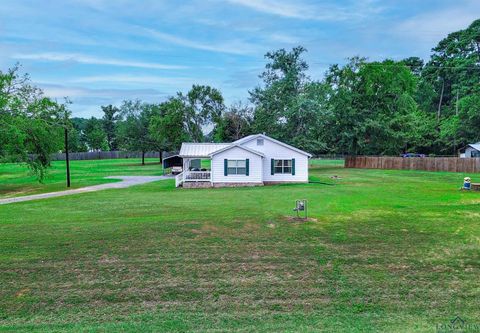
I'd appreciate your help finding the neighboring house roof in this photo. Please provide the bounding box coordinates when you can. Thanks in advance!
[179,143,230,157]
[468,142,480,151]
[233,134,312,157]
[209,144,265,157]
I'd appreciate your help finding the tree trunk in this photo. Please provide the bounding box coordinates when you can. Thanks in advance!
[437,80,445,123]
[454,91,459,156]
[159,151,163,164]
[142,151,145,165]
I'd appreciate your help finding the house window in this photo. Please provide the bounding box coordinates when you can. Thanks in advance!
[472,151,480,157]
[274,159,292,174]
[257,138,264,146]
[227,160,246,175]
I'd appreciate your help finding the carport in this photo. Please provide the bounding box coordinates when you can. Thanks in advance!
[162,155,183,175]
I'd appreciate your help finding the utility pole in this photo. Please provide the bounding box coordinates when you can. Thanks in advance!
[64,109,71,187]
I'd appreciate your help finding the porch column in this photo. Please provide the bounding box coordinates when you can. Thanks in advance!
[183,158,189,181]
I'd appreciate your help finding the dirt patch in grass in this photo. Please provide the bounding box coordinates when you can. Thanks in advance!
[282,216,318,223]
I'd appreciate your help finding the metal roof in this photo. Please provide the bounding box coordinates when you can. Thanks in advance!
[468,142,480,151]
[179,143,231,157]
[209,144,264,157]
[233,134,312,157]
[179,134,312,158]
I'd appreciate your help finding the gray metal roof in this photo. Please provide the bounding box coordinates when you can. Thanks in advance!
[468,142,480,151]
[179,134,312,158]
[209,144,264,157]
[233,134,312,157]
[179,143,230,157]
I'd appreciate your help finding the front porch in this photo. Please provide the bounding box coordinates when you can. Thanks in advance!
[175,157,212,187]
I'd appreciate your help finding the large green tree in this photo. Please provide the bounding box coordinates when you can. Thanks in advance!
[421,19,480,153]
[149,97,190,154]
[117,100,157,165]
[250,46,309,142]
[181,85,225,142]
[0,65,65,181]
[324,58,425,155]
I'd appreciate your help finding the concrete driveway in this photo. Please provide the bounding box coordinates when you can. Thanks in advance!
[0,176,171,205]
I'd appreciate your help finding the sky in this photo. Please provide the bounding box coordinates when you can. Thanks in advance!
[1,0,479,118]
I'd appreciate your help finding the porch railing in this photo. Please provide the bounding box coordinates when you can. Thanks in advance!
[175,172,184,187]
[184,171,211,181]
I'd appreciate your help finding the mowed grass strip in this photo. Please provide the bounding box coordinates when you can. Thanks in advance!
[0,158,164,199]
[0,160,479,332]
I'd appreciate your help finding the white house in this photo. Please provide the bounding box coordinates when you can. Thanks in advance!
[176,134,312,188]
[463,142,480,158]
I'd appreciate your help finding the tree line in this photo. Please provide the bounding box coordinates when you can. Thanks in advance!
[1,19,479,180]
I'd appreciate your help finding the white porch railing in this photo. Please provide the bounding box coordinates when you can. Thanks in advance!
[184,171,211,182]
[175,172,184,188]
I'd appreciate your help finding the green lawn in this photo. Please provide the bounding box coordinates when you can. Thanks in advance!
[0,158,164,199]
[0,160,479,332]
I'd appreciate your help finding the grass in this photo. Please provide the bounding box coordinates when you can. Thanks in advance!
[0,159,479,332]
[0,158,163,198]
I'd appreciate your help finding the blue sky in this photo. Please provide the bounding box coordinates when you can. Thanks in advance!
[1,0,479,118]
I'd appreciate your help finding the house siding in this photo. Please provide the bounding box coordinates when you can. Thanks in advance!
[241,138,309,182]
[211,147,263,184]
[466,147,480,158]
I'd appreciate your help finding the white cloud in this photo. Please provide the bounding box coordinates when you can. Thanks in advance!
[142,28,262,55]
[14,53,187,70]
[37,83,169,117]
[395,3,480,45]
[38,83,163,99]
[225,0,381,21]
[70,74,198,86]
[226,0,314,19]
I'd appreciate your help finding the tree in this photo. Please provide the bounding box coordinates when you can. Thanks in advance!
[0,65,64,181]
[421,19,480,153]
[69,117,89,152]
[118,100,155,165]
[214,102,252,142]
[67,127,87,152]
[250,46,309,142]
[324,58,422,155]
[181,85,225,142]
[83,117,108,151]
[101,104,120,150]
[149,97,190,154]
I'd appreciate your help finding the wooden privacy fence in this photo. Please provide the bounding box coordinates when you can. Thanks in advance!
[49,151,162,161]
[345,156,480,173]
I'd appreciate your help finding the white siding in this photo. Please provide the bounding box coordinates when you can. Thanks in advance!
[211,147,263,183]
[241,138,309,182]
[466,147,480,158]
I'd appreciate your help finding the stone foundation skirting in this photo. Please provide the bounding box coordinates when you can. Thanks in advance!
[182,182,213,189]
[182,181,306,188]
[212,182,264,188]
[263,181,309,185]
[182,182,264,188]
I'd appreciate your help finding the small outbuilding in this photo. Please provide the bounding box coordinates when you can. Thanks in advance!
[462,142,480,158]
